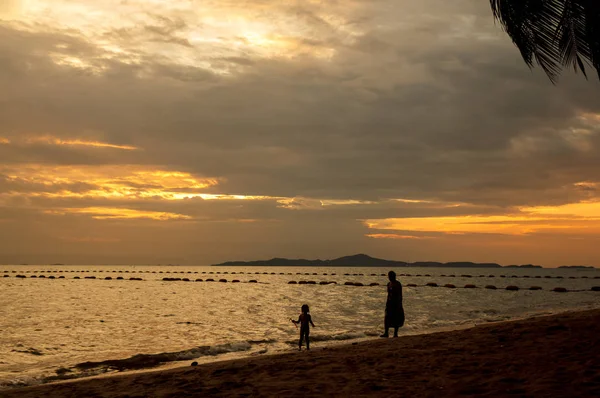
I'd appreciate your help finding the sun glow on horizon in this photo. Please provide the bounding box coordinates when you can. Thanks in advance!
[364,200,600,237]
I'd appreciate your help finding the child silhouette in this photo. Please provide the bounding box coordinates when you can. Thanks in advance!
[291,304,315,351]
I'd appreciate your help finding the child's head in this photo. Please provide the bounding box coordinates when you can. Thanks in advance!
[301,304,310,314]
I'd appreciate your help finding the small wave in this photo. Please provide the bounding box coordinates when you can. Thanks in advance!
[75,341,253,372]
[285,331,376,345]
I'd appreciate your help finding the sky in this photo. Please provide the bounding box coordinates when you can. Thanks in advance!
[1,0,600,267]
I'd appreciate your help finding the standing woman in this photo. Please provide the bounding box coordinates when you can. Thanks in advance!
[380,270,405,338]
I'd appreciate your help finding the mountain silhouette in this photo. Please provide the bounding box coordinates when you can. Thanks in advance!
[213,254,506,268]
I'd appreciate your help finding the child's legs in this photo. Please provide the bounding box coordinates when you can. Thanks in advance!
[304,329,310,349]
[299,328,305,347]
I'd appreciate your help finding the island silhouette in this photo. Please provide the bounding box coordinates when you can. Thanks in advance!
[213,253,544,268]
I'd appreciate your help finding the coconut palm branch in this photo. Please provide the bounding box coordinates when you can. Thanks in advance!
[490,0,600,82]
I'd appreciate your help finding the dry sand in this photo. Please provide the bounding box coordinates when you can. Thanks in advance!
[4,309,599,397]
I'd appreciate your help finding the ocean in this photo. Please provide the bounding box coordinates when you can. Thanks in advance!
[1,265,599,390]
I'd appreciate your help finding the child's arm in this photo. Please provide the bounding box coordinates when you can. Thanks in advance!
[310,315,315,327]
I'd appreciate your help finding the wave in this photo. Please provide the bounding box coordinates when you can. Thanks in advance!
[285,331,379,345]
[74,341,254,372]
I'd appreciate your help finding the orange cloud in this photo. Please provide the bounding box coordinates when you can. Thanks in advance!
[46,207,191,220]
[2,164,219,201]
[24,136,138,150]
[364,200,600,236]
[366,233,433,240]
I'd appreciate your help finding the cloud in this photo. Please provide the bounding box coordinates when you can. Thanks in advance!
[0,0,599,265]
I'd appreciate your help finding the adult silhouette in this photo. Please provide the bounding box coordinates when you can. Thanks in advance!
[381,270,404,338]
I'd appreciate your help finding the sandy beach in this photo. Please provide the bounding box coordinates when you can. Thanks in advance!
[3,309,599,398]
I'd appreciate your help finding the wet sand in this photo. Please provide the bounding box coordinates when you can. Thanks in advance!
[5,309,599,397]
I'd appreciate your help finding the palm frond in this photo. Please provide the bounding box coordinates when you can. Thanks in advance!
[490,0,600,82]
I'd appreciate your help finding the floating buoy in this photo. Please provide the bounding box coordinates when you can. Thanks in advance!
[354,282,364,286]
[196,279,203,282]
[306,281,316,285]
[464,284,477,289]
[182,278,190,282]
[16,275,26,278]
[591,286,600,291]
[74,276,80,279]
[232,280,240,283]
[369,282,380,286]
[407,283,417,287]
[505,285,519,291]
[39,275,46,278]
[461,275,472,278]
[319,281,329,285]
[529,286,542,290]
[444,284,456,288]
[344,282,354,286]
[218,279,227,283]
[206,278,214,282]
[426,282,438,287]
[485,285,497,290]
[117,277,123,280]
[31,275,37,278]
[248,280,258,283]
[552,287,567,293]
[288,281,297,284]
[105,277,112,280]
[3,275,9,278]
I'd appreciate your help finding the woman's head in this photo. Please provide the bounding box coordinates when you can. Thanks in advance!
[388,270,397,281]
[301,304,310,313]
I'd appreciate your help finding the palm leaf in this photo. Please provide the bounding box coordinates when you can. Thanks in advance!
[490,0,600,82]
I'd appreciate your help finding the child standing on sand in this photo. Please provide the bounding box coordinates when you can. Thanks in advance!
[291,304,315,351]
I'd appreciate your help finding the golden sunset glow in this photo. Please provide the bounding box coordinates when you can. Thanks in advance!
[365,200,600,236]
[366,234,434,240]
[46,207,191,220]
[0,137,9,144]
[1,165,219,201]
[24,136,139,150]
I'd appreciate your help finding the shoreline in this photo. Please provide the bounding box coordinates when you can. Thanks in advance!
[4,308,599,397]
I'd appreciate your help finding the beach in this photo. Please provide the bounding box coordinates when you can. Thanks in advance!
[4,308,599,397]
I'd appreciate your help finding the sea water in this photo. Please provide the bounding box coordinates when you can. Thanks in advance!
[1,265,599,389]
